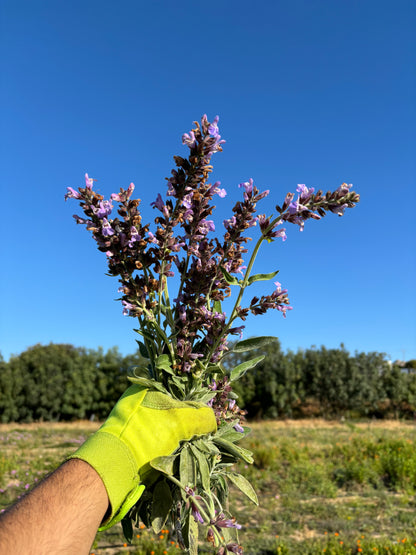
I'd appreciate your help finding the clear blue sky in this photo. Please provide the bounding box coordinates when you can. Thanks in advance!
[1,0,415,363]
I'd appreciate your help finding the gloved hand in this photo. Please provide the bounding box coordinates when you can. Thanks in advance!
[68,385,216,530]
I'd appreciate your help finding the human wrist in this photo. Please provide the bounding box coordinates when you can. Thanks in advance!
[68,431,143,528]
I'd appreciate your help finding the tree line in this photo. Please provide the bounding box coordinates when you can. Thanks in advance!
[0,342,415,423]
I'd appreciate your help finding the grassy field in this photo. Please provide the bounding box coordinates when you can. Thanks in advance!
[1,419,415,554]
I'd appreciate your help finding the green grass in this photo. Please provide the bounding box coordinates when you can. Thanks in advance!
[1,420,415,554]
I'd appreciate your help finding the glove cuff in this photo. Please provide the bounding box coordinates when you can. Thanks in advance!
[68,431,143,529]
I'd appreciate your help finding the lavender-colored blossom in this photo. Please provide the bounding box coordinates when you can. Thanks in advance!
[275,228,287,241]
[182,130,197,148]
[330,203,348,216]
[147,231,158,243]
[229,326,244,339]
[65,187,81,201]
[73,214,91,225]
[336,182,352,195]
[192,509,205,524]
[233,423,245,433]
[101,218,114,236]
[198,219,215,234]
[208,115,220,137]
[223,216,237,230]
[110,182,135,202]
[122,300,135,316]
[151,193,165,211]
[128,226,140,247]
[238,179,253,195]
[210,181,227,198]
[94,200,113,218]
[166,180,176,196]
[85,173,94,189]
[226,543,243,554]
[296,183,315,203]
[182,193,193,209]
[212,513,242,530]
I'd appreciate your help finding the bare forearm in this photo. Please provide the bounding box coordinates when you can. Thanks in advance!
[0,459,109,555]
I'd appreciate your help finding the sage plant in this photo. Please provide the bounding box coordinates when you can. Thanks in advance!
[66,115,359,553]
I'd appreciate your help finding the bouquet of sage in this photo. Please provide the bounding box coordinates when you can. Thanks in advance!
[66,115,359,553]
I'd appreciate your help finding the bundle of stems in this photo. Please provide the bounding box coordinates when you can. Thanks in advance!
[66,114,359,553]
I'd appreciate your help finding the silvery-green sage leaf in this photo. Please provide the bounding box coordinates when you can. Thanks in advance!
[151,480,173,534]
[227,472,259,505]
[230,355,265,381]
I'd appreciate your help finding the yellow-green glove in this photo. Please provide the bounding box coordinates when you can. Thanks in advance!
[68,385,216,530]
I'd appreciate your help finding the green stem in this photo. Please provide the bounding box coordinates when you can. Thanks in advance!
[205,214,284,366]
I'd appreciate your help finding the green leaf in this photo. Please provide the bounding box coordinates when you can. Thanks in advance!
[212,437,254,464]
[151,322,172,348]
[128,375,169,394]
[121,515,133,544]
[213,300,223,313]
[149,455,177,476]
[128,365,149,379]
[136,340,149,359]
[155,354,174,374]
[169,376,186,396]
[189,444,210,491]
[193,438,220,456]
[194,390,217,404]
[182,509,199,553]
[219,425,251,442]
[230,355,265,381]
[151,480,173,534]
[232,336,278,353]
[219,266,240,285]
[180,445,196,488]
[227,472,259,505]
[247,269,279,286]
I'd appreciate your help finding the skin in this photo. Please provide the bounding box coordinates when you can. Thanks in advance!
[0,459,109,555]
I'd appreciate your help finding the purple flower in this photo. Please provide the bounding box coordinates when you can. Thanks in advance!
[122,300,135,315]
[166,180,176,196]
[275,228,287,241]
[182,193,193,209]
[192,509,204,524]
[330,203,348,216]
[296,183,315,202]
[233,423,245,433]
[238,179,253,195]
[336,183,352,195]
[182,130,196,148]
[151,193,165,211]
[101,218,114,237]
[110,182,135,202]
[94,200,113,218]
[208,115,220,137]
[198,219,215,235]
[229,326,244,339]
[226,543,243,554]
[288,200,298,214]
[210,181,227,198]
[212,513,242,529]
[64,187,81,201]
[147,231,158,243]
[128,226,140,247]
[73,214,91,225]
[85,173,94,189]
[223,216,237,230]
